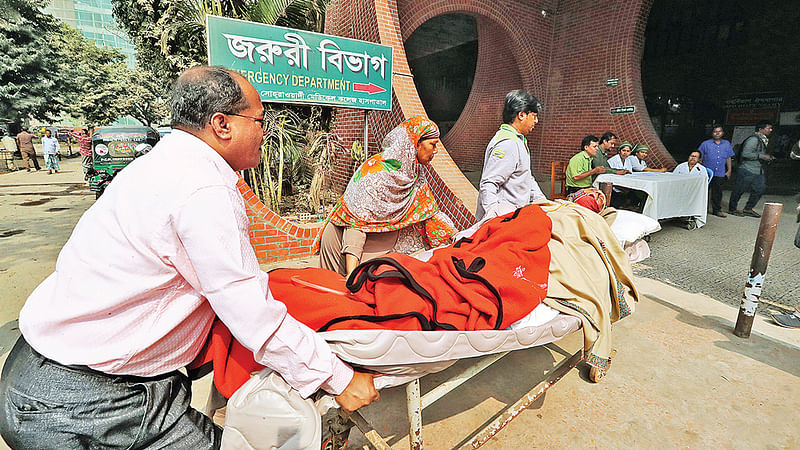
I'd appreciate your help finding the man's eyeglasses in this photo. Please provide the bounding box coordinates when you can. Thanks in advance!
[223,112,267,133]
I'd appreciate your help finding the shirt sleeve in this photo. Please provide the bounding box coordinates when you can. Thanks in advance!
[478,139,517,213]
[724,142,735,159]
[529,176,545,202]
[173,185,353,398]
[630,157,645,172]
[592,151,614,171]
[565,154,588,183]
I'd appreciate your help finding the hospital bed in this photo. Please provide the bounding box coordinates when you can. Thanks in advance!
[219,203,632,448]
[319,303,600,449]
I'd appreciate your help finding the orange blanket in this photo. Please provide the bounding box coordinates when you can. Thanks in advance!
[190,205,552,397]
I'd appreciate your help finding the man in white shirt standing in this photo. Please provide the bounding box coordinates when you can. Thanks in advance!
[41,128,61,174]
[0,66,379,449]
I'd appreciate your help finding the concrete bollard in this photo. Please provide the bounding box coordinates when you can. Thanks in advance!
[734,202,782,338]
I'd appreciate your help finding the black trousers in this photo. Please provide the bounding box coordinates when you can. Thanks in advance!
[0,336,222,449]
[709,176,724,213]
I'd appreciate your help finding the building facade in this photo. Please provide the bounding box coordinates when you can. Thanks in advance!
[46,0,136,67]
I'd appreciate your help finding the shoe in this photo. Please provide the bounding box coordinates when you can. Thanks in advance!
[742,209,761,218]
[712,211,727,218]
[48,170,52,174]
[26,169,31,172]
[729,210,744,216]
[771,311,800,329]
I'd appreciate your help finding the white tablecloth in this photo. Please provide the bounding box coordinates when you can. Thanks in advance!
[594,172,708,228]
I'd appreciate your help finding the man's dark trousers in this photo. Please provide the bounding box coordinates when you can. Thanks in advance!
[709,175,725,213]
[0,336,222,449]
[728,168,765,212]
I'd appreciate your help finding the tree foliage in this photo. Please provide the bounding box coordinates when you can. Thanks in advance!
[0,0,66,122]
[116,70,171,127]
[54,24,129,126]
[112,0,330,79]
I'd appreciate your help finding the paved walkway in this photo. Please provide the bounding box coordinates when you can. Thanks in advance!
[634,192,799,314]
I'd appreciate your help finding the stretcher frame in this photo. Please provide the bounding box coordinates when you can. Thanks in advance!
[344,332,587,449]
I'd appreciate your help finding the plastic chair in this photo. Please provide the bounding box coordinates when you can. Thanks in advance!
[550,161,567,200]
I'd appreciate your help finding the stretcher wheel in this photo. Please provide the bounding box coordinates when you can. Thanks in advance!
[589,366,605,383]
[588,349,616,383]
[685,220,697,230]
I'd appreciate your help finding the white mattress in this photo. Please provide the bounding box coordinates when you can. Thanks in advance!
[320,307,581,385]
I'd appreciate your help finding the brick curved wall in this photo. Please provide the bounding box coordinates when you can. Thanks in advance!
[537,0,675,173]
[326,0,674,194]
[238,178,321,264]
[243,0,674,263]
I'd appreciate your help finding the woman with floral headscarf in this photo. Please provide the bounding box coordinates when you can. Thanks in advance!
[316,117,458,276]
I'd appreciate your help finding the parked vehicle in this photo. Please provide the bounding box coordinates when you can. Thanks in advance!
[86,125,159,199]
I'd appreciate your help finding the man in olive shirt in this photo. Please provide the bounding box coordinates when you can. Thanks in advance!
[16,128,40,172]
[592,131,629,180]
[565,135,605,194]
[728,121,774,217]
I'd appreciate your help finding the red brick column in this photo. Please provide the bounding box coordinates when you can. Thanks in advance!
[538,0,675,173]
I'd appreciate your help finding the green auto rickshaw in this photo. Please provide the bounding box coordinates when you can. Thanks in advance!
[88,125,160,198]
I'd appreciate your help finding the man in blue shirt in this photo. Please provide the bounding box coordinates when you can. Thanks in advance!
[698,125,734,217]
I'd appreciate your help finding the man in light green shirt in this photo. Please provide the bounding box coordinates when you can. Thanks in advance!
[565,135,605,194]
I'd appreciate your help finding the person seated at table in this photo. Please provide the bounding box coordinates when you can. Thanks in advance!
[565,135,605,195]
[608,140,635,172]
[672,150,708,180]
[317,116,458,276]
[630,144,667,172]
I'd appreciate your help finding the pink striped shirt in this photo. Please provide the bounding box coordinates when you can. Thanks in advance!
[19,129,353,398]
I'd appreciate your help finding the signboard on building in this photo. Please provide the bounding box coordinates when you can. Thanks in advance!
[206,15,393,111]
[610,106,635,114]
[605,78,619,87]
[724,92,782,126]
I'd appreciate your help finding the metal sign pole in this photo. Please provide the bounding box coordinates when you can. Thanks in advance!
[734,202,782,338]
[363,110,369,155]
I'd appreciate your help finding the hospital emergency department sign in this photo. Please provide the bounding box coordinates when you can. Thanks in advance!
[206,15,393,111]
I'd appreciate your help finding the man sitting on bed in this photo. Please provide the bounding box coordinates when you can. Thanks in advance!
[0,66,379,449]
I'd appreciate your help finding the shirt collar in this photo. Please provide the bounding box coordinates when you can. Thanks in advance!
[169,129,240,186]
[500,123,527,145]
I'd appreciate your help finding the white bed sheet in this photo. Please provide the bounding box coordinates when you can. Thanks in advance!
[320,307,581,389]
